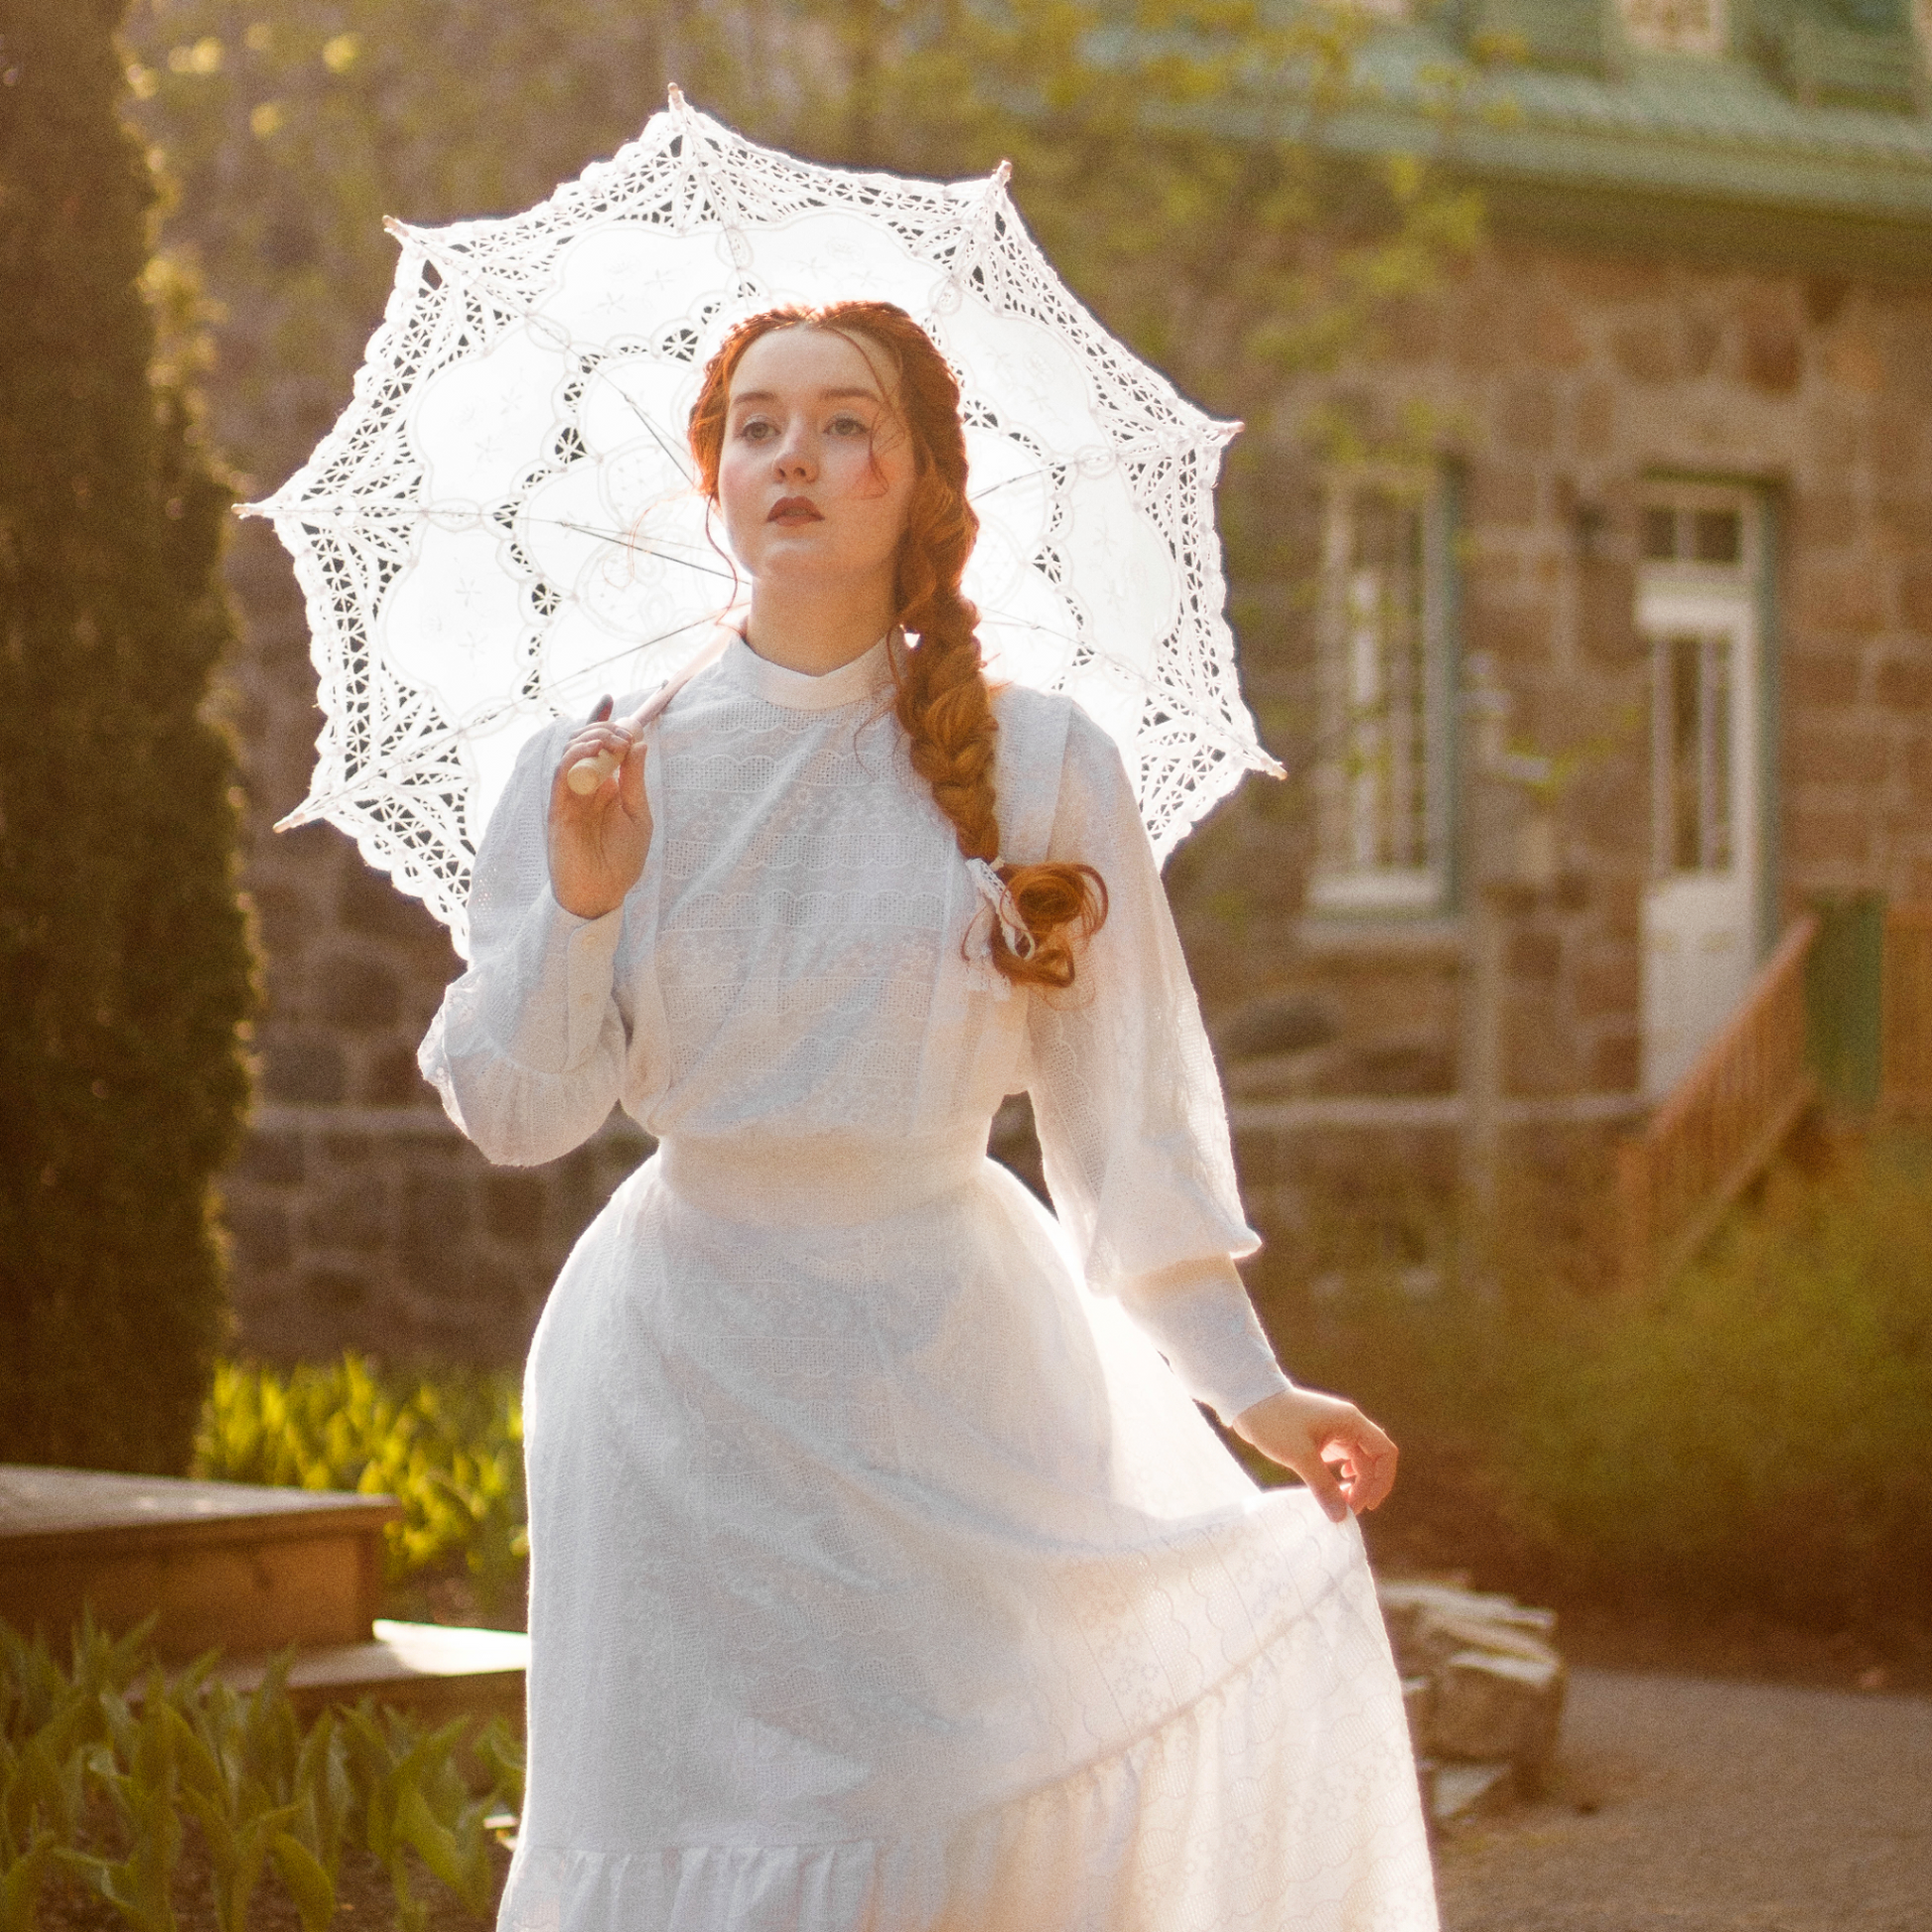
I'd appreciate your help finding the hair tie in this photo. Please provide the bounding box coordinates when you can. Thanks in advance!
[964,858,1035,998]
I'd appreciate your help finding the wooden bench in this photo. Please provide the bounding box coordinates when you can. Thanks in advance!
[0,1464,527,1721]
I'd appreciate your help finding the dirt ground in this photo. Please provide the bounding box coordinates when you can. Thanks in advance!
[1436,1666,1932,1932]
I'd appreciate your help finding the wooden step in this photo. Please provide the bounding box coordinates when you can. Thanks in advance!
[217,1619,528,1727]
[0,1464,401,1659]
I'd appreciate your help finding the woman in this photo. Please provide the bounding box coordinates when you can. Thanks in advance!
[421,300,1437,1931]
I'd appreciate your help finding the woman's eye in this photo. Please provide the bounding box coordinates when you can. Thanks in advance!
[735,416,777,442]
[828,414,870,437]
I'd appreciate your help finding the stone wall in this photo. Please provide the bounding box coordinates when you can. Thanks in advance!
[218,523,651,1364]
[215,233,1932,1362]
[1172,237,1932,1266]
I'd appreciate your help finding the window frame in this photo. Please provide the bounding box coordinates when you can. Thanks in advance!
[1305,471,1457,921]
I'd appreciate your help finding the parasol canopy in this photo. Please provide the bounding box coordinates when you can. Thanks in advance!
[247,89,1279,955]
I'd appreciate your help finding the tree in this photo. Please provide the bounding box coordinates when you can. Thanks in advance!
[0,0,254,1470]
[122,1,1478,498]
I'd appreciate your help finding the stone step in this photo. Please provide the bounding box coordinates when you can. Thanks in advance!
[216,1619,528,1727]
[0,1463,401,1659]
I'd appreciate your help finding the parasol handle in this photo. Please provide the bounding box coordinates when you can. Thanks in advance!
[564,628,734,794]
[566,747,623,795]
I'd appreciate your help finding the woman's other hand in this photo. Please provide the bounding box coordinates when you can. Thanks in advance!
[1231,1387,1398,1524]
[547,696,653,920]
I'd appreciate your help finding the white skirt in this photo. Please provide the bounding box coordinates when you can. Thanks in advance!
[501,1137,1438,1932]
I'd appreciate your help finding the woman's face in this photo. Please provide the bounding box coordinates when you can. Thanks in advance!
[715,326,917,601]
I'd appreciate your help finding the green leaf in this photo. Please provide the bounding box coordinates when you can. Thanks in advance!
[0,1832,57,1932]
[269,1831,337,1932]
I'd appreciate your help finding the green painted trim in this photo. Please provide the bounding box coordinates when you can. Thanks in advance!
[1192,20,1932,273]
[1805,891,1887,1109]
[1757,485,1785,964]
[1465,172,1932,281]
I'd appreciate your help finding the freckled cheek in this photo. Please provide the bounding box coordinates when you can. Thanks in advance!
[715,455,764,544]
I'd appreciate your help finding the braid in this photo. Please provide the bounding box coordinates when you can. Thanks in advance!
[689,302,1108,990]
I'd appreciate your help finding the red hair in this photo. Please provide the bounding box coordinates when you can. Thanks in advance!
[688,301,1106,991]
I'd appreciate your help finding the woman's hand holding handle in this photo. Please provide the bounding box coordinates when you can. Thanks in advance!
[1231,1387,1398,1524]
[548,695,653,920]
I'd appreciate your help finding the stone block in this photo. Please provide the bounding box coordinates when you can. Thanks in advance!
[232,1129,306,1187]
[298,1265,372,1315]
[1574,378,1616,458]
[1527,300,1587,371]
[1499,379,1558,454]
[301,1179,391,1256]
[261,1035,346,1105]
[1507,929,1562,983]
[1610,321,1677,384]
[225,1199,293,1273]
[340,859,446,944]
[1737,296,1803,393]
[1900,565,1932,633]
[483,1173,548,1244]
[1588,1030,1641,1092]
[1377,1581,1559,1676]
[1400,1675,1434,1758]
[1431,1759,1516,1826]
[1431,1648,1566,1776]
[1784,646,1861,709]
[314,951,401,1031]
[1875,656,1932,711]
[360,1041,435,1105]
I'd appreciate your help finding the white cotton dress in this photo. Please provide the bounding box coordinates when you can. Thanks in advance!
[420,631,1438,1932]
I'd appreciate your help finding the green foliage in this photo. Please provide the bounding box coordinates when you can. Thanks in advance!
[120,1,1482,486]
[194,1358,527,1609]
[1505,1136,1932,1626]
[0,1,255,1473]
[0,1613,524,1931]
[1256,1134,1932,1630]
[344,1707,496,1931]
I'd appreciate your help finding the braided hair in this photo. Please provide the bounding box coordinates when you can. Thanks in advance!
[688,301,1107,990]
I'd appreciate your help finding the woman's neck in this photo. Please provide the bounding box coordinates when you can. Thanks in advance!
[742,578,896,677]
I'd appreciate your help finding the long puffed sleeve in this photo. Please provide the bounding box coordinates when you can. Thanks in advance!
[1027,710,1262,1287]
[1025,711,1287,1420]
[417,722,630,1166]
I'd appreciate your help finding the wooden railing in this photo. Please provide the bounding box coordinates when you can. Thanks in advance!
[1618,913,1820,1293]
[1881,903,1932,1114]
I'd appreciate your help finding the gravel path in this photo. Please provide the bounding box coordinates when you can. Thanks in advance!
[1436,1667,1932,1932]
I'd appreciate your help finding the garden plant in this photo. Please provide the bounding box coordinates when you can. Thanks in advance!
[0,1615,522,1932]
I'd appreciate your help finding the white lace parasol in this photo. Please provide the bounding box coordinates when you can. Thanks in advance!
[246,89,1279,956]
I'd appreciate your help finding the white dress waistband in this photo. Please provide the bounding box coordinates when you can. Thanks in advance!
[655,1129,991,1227]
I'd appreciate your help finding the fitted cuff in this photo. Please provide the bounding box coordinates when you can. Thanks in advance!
[477,888,625,1073]
[1116,1258,1293,1425]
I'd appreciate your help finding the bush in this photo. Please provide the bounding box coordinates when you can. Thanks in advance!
[0,1613,521,1932]
[0,1,254,1473]
[194,1360,527,1616]
[1504,1133,1932,1627]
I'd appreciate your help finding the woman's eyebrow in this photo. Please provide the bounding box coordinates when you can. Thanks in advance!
[730,385,884,407]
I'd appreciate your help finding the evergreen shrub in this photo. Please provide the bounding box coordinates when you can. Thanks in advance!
[0,0,254,1472]
[1504,1134,1932,1627]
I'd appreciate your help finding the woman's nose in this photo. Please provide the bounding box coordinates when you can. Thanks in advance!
[771,429,816,481]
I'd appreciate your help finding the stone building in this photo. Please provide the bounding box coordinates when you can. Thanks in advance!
[218,0,1932,1360]
[1172,0,1932,1284]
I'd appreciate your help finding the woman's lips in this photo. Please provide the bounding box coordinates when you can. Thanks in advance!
[767,497,823,524]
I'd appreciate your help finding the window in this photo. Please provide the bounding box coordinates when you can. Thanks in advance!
[1618,0,1727,55]
[1638,482,1759,887]
[1655,629,1734,876]
[1308,482,1451,916]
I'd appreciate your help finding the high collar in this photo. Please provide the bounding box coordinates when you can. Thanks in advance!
[720,627,898,712]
